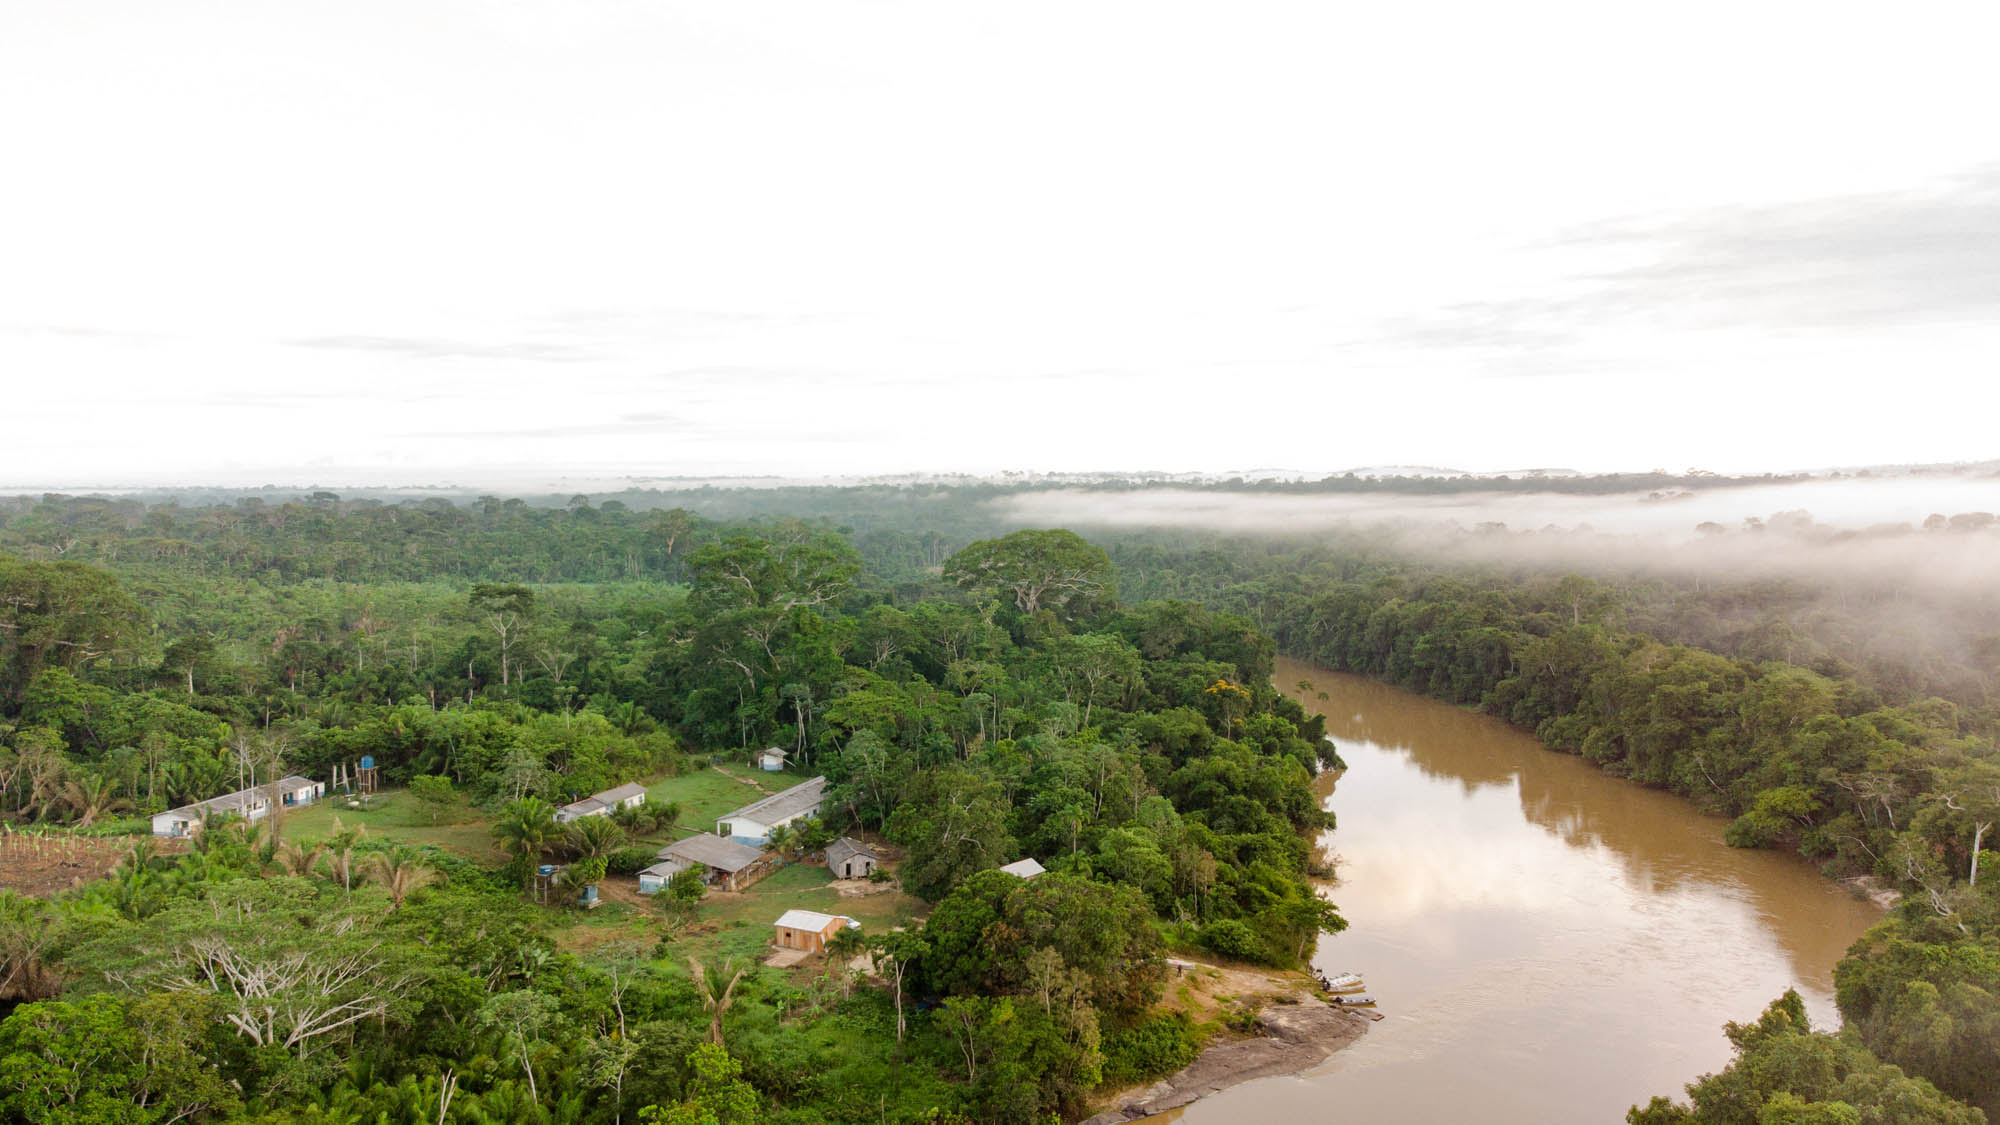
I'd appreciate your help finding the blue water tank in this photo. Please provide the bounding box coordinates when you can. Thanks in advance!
[359,755,375,770]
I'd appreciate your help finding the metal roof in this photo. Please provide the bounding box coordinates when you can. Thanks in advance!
[825,836,875,869]
[998,857,1046,878]
[162,776,320,820]
[718,776,828,826]
[559,781,647,818]
[657,833,766,872]
[773,909,858,932]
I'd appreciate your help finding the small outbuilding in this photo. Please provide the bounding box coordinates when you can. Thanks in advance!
[998,857,1046,879]
[637,860,683,895]
[825,836,878,879]
[754,746,789,772]
[772,909,859,953]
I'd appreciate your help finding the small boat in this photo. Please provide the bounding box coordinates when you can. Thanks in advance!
[1320,972,1364,991]
[1330,994,1377,1007]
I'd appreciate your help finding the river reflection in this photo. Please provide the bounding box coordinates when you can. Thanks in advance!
[1152,658,1883,1125]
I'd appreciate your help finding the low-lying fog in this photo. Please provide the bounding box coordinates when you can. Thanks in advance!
[1001,475,2000,706]
[997,476,2000,540]
[999,475,2000,598]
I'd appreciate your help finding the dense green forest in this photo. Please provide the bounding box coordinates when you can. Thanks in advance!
[3,486,1999,1122]
[0,502,1340,1123]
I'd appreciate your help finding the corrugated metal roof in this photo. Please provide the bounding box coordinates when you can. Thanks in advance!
[998,857,1046,878]
[773,909,858,932]
[657,833,766,872]
[718,776,828,826]
[163,776,320,820]
[825,837,874,869]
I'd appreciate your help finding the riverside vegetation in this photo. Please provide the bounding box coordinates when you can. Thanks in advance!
[4,483,1999,1122]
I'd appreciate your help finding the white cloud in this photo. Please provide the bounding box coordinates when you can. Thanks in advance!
[3,0,1997,486]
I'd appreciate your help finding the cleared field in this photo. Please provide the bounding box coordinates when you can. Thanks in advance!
[0,830,178,897]
[278,789,506,861]
[645,767,770,826]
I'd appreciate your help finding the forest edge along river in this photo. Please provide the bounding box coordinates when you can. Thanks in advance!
[1144,657,1884,1125]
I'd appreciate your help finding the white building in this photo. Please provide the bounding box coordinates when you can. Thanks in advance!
[152,776,325,838]
[716,776,827,845]
[998,857,1046,879]
[555,782,648,823]
[753,746,789,772]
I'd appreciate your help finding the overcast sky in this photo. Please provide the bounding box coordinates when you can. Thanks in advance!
[4,1,1997,488]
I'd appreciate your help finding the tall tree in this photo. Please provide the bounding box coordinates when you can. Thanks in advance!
[943,529,1116,620]
[469,583,535,688]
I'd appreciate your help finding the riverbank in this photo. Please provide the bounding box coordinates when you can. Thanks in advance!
[1082,991,1371,1124]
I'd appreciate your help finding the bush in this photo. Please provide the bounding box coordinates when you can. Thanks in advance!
[1102,1011,1202,1084]
[1197,918,1267,963]
[608,845,657,876]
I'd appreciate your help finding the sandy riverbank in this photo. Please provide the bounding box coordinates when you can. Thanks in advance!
[1081,991,1371,1124]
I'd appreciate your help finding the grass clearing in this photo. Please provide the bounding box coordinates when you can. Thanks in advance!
[645,767,766,827]
[278,789,506,861]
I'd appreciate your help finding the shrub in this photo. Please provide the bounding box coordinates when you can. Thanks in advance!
[1197,918,1266,963]
[608,845,657,876]
[1102,1011,1202,1084]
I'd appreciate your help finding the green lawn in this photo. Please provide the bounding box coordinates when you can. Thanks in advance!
[645,767,767,827]
[277,789,505,861]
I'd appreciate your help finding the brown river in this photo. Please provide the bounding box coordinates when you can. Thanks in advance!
[1152,657,1885,1125]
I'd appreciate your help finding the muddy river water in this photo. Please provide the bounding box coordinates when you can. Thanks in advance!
[1152,657,1884,1124]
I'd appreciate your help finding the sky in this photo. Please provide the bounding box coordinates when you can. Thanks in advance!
[4,1,1998,489]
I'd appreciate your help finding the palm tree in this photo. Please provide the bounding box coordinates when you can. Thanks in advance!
[121,836,159,875]
[563,815,627,861]
[324,819,367,894]
[492,797,558,889]
[764,823,797,861]
[688,957,746,1046]
[60,774,125,828]
[367,845,442,912]
[273,838,326,877]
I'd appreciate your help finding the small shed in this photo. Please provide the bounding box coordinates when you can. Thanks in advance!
[773,909,859,953]
[825,837,878,879]
[637,860,685,895]
[998,857,1046,879]
[754,746,789,772]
